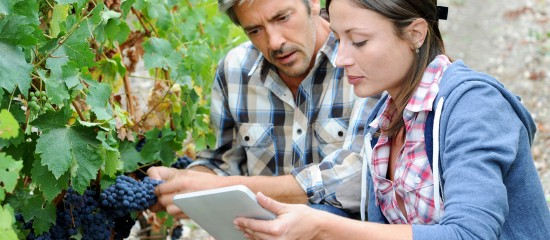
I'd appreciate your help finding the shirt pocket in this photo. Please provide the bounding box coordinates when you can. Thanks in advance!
[313,118,349,159]
[401,156,436,224]
[237,122,274,147]
[314,117,349,144]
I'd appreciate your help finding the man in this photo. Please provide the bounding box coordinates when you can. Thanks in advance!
[148,0,377,219]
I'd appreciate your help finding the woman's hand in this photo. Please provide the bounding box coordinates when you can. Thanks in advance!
[234,192,327,240]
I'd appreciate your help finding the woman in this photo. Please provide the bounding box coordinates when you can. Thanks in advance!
[233,0,550,239]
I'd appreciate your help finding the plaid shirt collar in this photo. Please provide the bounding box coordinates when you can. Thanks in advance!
[370,55,451,128]
[247,32,339,78]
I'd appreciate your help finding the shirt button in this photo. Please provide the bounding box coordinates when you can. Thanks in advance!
[338,131,344,137]
[297,129,302,134]
[244,136,250,141]
[415,177,421,184]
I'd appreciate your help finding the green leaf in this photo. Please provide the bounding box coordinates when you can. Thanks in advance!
[0,1,11,15]
[101,9,121,22]
[37,69,71,106]
[32,105,72,132]
[35,124,101,192]
[1,133,38,176]
[143,37,182,70]
[6,189,32,213]
[21,195,56,235]
[104,19,131,43]
[12,0,39,22]
[103,149,120,177]
[0,15,42,47]
[97,131,120,177]
[86,81,113,120]
[120,140,144,172]
[0,42,32,96]
[0,152,23,201]
[61,65,82,89]
[0,109,19,139]
[0,205,18,240]
[50,4,70,38]
[60,4,103,69]
[31,158,69,202]
[55,0,80,4]
[45,42,69,77]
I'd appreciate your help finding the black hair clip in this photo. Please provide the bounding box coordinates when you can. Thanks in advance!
[437,6,448,20]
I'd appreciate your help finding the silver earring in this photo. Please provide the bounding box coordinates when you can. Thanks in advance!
[415,48,419,53]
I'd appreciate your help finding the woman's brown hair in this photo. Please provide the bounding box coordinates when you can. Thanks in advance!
[327,0,447,137]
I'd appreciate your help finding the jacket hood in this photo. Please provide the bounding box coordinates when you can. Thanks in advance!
[438,60,537,145]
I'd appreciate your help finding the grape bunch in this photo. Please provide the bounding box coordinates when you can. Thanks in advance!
[16,175,164,240]
[100,175,163,218]
[28,91,54,114]
[171,225,184,240]
[171,155,193,169]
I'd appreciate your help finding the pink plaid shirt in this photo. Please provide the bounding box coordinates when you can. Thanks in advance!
[368,55,451,224]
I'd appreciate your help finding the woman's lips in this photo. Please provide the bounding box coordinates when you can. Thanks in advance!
[347,75,364,85]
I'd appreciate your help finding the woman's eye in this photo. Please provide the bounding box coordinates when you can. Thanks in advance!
[352,40,367,47]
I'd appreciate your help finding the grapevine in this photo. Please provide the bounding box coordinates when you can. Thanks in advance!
[0,0,246,238]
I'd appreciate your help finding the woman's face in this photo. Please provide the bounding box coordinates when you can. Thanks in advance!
[329,0,415,98]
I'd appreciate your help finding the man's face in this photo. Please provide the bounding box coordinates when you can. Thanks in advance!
[234,0,317,79]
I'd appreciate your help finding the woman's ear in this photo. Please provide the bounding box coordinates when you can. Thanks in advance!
[407,18,428,50]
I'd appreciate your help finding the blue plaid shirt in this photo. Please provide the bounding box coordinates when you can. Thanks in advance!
[189,33,378,208]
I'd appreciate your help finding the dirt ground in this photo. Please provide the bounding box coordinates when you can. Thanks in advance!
[439,0,550,200]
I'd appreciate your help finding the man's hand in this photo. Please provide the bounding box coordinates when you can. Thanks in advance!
[147,166,222,219]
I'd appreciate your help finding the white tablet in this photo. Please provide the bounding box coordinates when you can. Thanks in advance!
[173,185,276,240]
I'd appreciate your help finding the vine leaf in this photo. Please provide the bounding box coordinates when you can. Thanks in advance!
[0,152,23,202]
[0,1,42,47]
[21,195,56,235]
[31,158,69,203]
[0,205,18,240]
[37,69,71,106]
[86,80,114,121]
[0,42,32,96]
[143,37,182,70]
[50,4,70,38]
[0,109,19,139]
[56,0,80,4]
[33,108,103,193]
[119,140,144,172]
[0,1,10,15]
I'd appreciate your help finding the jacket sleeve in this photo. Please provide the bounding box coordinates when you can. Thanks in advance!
[188,58,245,176]
[291,96,379,211]
[413,81,521,239]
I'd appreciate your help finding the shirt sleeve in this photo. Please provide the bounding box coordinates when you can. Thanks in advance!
[291,96,379,211]
[187,58,245,176]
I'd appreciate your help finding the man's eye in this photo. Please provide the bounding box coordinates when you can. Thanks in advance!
[352,40,367,47]
[278,14,289,22]
[247,29,260,36]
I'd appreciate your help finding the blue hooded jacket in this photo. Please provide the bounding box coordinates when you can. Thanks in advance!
[364,60,550,239]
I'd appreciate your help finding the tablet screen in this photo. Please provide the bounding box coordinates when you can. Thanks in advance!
[173,185,276,240]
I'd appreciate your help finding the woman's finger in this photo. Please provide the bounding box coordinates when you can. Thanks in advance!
[256,192,288,215]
